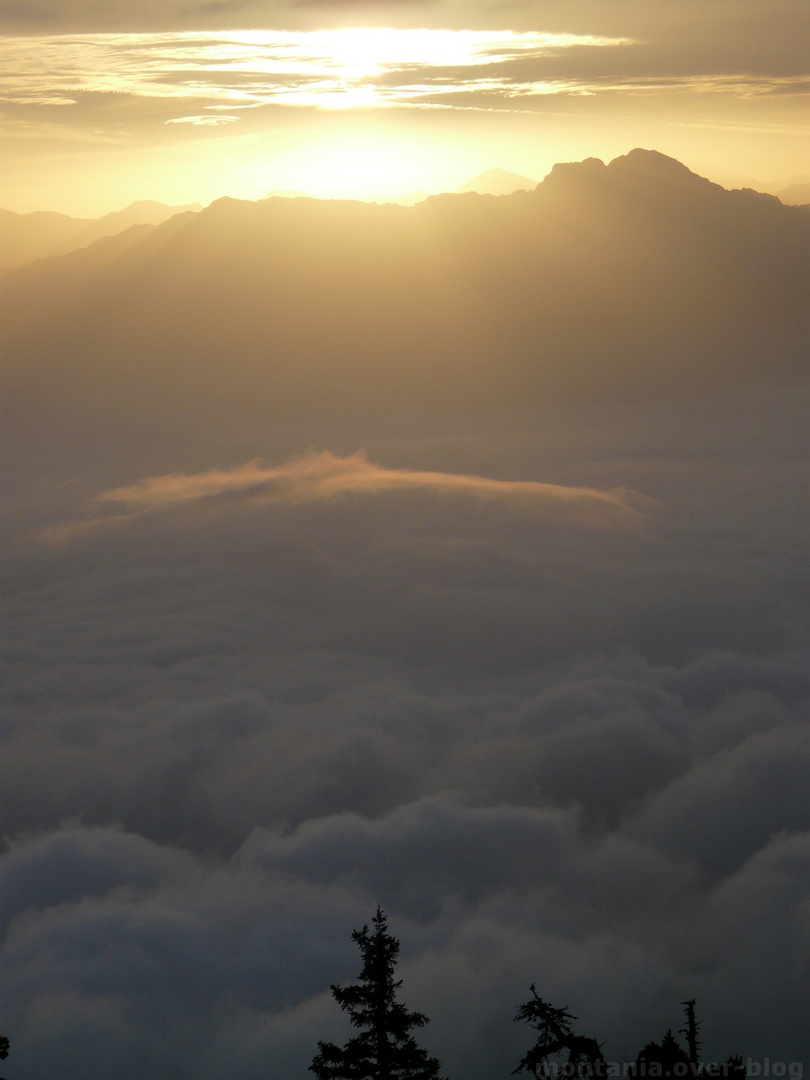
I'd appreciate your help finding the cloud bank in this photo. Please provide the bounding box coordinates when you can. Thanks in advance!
[3,378,810,1076]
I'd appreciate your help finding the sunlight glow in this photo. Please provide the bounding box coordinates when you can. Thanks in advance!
[4,24,808,214]
[1,29,632,114]
[287,129,437,200]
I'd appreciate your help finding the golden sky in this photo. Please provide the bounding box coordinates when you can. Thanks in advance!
[2,0,809,214]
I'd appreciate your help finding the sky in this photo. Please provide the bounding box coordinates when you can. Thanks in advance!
[2,0,810,213]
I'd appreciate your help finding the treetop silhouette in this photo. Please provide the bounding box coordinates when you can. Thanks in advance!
[310,907,445,1080]
[680,1000,702,1066]
[0,1027,9,1080]
[514,993,745,1080]
[635,1029,691,1078]
[513,984,605,1078]
[635,1001,745,1080]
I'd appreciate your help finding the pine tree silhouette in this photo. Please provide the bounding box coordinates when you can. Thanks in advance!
[310,907,445,1080]
[635,1002,746,1079]
[679,1000,702,1067]
[513,985,606,1078]
[635,1029,690,1078]
[0,1027,9,1080]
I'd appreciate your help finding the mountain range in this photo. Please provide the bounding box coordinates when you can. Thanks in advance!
[262,168,537,207]
[1,172,541,273]
[776,181,810,206]
[457,168,538,195]
[0,200,202,269]
[3,150,809,440]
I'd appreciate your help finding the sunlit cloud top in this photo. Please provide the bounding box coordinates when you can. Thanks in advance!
[1,28,633,112]
[41,452,651,543]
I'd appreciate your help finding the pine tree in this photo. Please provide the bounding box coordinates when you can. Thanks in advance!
[513,985,605,1078]
[679,1000,702,1067]
[635,1029,690,1078]
[310,908,445,1080]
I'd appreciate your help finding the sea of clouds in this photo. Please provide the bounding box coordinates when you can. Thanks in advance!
[2,385,810,1079]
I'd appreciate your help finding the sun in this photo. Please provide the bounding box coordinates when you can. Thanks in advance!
[302,27,489,80]
[297,134,422,200]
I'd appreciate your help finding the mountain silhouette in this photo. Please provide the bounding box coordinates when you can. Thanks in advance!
[458,169,538,195]
[3,149,809,434]
[0,200,202,269]
[776,181,810,206]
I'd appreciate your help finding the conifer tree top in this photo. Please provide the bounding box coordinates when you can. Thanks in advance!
[310,908,445,1080]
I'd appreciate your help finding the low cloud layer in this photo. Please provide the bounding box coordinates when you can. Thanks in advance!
[3,381,810,1077]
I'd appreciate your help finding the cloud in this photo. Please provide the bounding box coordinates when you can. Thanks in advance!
[41,451,649,542]
[237,796,578,908]
[3,3,809,106]
[631,724,810,875]
[296,0,435,6]
[0,29,634,114]
[98,451,645,514]
[3,367,810,1075]
[4,797,810,1078]
[165,113,241,125]
[0,825,200,935]
[5,25,806,119]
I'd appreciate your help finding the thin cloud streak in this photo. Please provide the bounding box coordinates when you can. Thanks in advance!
[3,28,806,118]
[0,28,634,113]
[165,114,241,124]
[41,452,650,543]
